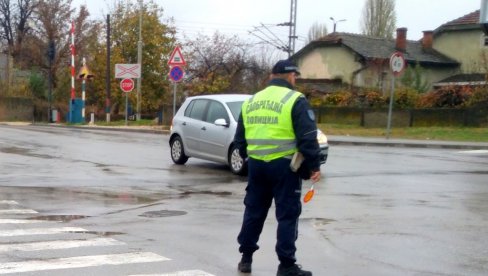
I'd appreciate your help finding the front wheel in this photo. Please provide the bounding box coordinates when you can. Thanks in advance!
[170,136,189,164]
[229,145,247,176]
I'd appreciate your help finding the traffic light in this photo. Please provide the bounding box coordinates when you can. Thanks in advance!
[47,41,55,62]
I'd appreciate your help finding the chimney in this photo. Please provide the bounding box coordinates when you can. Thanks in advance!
[395,27,407,52]
[421,31,434,50]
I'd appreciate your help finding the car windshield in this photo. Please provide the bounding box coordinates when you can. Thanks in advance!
[226,101,245,121]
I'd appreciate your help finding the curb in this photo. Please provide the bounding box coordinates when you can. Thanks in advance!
[3,122,488,150]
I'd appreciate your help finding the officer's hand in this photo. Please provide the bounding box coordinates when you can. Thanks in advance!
[310,170,321,183]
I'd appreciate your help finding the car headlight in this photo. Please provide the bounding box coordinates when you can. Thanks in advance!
[317,129,328,144]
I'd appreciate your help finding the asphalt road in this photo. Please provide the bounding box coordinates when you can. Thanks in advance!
[0,124,487,275]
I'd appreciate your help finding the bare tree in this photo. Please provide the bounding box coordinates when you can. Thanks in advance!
[306,22,328,44]
[183,32,271,95]
[361,0,396,39]
[26,0,97,90]
[0,0,37,62]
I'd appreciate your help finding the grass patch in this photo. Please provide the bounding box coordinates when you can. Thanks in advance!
[318,124,488,142]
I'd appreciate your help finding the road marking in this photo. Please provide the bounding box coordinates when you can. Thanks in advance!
[0,209,38,214]
[0,200,19,205]
[0,237,125,252]
[130,271,216,276]
[0,227,86,237]
[458,150,488,154]
[0,252,170,274]
[0,219,56,224]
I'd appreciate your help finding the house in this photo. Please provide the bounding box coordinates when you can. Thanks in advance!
[291,10,487,93]
[431,10,488,86]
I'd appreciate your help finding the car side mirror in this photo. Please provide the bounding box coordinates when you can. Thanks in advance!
[214,118,229,127]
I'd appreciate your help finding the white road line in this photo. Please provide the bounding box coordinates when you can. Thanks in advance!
[129,271,216,276]
[0,200,18,205]
[0,252,170,274]
[0,209,38,214]
[0,237,125,252]
[0,219,56,224]
[458,150,488,154]
[0,227,86,237]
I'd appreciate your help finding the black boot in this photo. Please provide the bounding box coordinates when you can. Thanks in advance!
[276,264,312,276]
[238,254,252,273]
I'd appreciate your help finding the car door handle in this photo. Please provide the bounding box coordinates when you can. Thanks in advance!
[182,122,186,126]
[201,126,206,131]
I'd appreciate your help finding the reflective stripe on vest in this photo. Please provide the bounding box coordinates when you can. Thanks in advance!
[242,87,303,161]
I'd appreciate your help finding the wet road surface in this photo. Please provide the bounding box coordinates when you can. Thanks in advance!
[0,124,487,275]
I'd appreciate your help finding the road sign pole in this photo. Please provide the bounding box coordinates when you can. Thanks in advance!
[386,76,395,139]
[125,92,129,126]
[387,51,405,139]
[173,82,177,117]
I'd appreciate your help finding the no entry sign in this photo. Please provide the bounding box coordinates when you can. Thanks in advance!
[120,78,135,93]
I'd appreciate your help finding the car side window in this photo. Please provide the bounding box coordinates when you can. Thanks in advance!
[206,100,229,124]
[184,100,194,117]
[185,99,208,121]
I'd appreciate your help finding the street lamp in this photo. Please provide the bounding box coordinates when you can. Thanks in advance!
[330,17,346,33]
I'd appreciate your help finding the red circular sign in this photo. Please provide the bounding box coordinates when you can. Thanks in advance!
[120,78,134,93]
[390,52,406,77]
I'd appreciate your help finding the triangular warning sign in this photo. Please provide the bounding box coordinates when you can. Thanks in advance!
[168,46,186,66]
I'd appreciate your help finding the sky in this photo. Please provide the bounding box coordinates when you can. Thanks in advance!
[72,0,482,55]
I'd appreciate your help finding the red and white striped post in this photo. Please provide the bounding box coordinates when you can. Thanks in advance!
[70,21,75,100]
[69,21,75,122]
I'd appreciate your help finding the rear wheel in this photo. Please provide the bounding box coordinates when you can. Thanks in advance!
[229,145,247,175]
[170,136,189,164]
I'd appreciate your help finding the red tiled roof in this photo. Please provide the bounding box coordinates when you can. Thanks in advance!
[444,10,479,26]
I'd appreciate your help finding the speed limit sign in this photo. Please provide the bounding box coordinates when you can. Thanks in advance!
[390,52,405,77]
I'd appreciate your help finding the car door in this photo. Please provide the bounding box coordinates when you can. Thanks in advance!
[180,99,209,156]
[198,100,233,163]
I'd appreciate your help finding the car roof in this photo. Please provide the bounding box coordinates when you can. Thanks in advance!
[186,94,252,102]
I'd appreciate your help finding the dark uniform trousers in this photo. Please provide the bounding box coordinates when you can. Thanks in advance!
[237,157,302,265]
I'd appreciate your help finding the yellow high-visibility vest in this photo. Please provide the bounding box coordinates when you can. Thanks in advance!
[242,86,303,161]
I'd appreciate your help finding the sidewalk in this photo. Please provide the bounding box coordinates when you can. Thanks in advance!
[48,123,488,150]
[2,122,488,150]
[327,135,488,150]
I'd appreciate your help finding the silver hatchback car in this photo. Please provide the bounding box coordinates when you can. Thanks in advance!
[169,94,328,175]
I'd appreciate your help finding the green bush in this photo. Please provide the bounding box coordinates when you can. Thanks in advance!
[29,71,47,100]
[393,87,420,108]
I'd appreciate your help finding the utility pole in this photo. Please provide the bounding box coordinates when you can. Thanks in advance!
[287,0,298,57]
[106,14,111,122]
[136,0,143,121]
[47,40,55,122]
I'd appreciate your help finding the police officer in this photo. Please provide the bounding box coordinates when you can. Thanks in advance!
[234,59,321,276]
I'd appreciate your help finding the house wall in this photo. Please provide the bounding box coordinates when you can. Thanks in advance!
[298,46,360,83]
[434,29,487,73]
[296,46,457,91]
[421,66,459,85]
